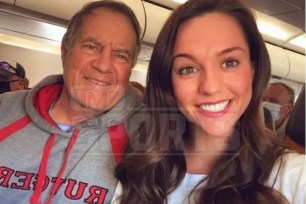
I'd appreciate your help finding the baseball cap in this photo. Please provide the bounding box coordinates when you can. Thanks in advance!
[0,61,25,79]
[15,62,26,79]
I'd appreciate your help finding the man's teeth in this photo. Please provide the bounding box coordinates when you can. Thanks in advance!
[199,100,229,112]
[87,78,107,85]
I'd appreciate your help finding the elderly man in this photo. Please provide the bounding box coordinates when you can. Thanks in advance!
[263,82,295,138]
[0,1,142,203]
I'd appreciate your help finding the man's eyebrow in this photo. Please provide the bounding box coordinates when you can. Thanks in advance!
[113,49,132,54]
[81,37,102,44]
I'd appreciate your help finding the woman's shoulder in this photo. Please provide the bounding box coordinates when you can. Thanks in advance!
[268,152,305,204]
[281,151,304,165]
[276,152,305,177]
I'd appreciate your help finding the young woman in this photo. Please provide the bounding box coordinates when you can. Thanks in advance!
[114,0,305,203]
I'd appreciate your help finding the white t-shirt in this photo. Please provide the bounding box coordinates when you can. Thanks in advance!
[112,152,305,204]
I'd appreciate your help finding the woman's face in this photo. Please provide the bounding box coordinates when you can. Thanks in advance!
[171,12,254,137]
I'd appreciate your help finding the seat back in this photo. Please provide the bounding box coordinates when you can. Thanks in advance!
[285,86,305,146]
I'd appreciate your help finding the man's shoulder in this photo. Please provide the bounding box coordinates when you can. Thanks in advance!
[0,90,28,107]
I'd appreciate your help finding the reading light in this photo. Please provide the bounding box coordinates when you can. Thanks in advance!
[172,0,188,4]
[289,34,306,48]
[257,21,292,40]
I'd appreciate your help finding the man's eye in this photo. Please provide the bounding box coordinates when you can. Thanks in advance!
[83,43,100,52]
[115,52,130,62]
[179,66,198,75]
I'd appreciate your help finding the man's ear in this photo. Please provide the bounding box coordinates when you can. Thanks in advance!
[284,103,293,117]
[288,103,294,113]
[61,44,68,62]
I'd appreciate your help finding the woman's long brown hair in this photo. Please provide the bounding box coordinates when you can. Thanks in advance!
[115,0,287,203]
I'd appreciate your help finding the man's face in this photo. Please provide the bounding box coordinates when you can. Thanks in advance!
[61,9,137,115]
[263,84,293,127]
[8,75,25,91]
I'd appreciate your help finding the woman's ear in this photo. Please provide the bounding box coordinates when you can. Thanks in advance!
[251,63,255,81]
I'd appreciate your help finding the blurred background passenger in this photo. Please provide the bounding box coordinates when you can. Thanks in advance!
[0,61,26,94]
[24,77,30,89]
[263,82,295,138]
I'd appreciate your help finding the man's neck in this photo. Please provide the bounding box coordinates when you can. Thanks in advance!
[49,93,101,125]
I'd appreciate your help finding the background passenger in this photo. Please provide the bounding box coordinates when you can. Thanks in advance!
[0,61,26,94]
[263,82,295,138]
[24,77,30,89]
[114,0,305,203]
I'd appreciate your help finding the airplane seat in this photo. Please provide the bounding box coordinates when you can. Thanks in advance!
[285,86,305,153]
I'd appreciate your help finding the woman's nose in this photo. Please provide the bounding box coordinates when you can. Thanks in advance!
[198,67,223,95]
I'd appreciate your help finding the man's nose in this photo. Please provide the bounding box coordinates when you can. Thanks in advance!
[93,50,113,73]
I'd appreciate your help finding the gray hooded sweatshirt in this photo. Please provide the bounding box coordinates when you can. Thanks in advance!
[0,75,143,204]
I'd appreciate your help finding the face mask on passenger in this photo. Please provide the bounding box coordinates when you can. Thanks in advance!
[263,101,285,121]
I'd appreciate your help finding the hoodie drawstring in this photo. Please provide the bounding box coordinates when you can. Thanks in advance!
[30,133,56,204]
[30,129,80,204]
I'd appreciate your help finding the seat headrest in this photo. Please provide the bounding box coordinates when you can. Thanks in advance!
[285,86,305,146]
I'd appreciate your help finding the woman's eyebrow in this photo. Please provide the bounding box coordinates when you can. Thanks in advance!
[172,53,196,62]
[217,46,246,56]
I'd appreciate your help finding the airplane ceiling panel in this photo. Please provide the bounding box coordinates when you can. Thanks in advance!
[266,43,290,78]
[286,0,305,8]
[254,10,304,46]
[285,49,305,83]
[0,10,65,42]
[15,0,90,20]
[0,11,33,32]
[0,0,304,56]
[120,0,146,39]
[246,0,300,14]
[283,33,305,54]
[246,0,305,31]
[15,0,146,40]
[142,1,171,44]
[0,0,14,3]
[274,9,305,32]
[145,0,180,8]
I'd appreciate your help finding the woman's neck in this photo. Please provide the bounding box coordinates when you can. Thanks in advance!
[184,124,231,174]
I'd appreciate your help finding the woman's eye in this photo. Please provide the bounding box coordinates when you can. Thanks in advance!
[178,66,198,75]
[222,58,239,68]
